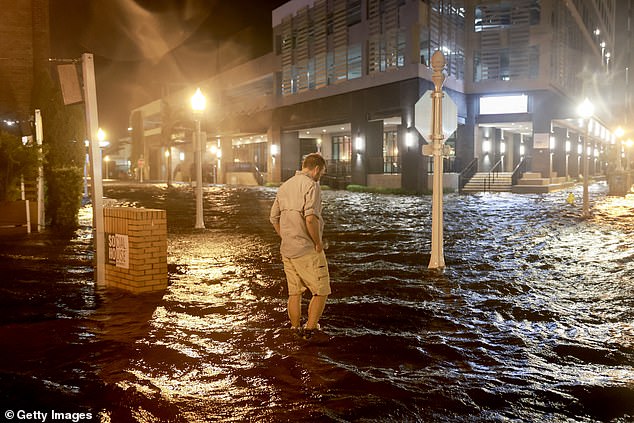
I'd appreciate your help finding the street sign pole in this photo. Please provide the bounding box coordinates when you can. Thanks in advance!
[82,53,105,285]
[428,51,446,271]
[414,52,456,271]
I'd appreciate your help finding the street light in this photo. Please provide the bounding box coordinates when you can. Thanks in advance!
[191,88,206,229]
[577,98,594,218]
[97,128,109,181]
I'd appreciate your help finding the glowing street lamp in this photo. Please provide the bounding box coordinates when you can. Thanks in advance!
[191,88,206,229]
[97,128,109,180]
[97,128,107,147]
[577,98,594,218]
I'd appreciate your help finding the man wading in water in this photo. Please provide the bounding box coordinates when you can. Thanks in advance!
[270,153,331,340]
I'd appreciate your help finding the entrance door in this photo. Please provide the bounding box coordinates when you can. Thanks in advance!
[300,138,318,159]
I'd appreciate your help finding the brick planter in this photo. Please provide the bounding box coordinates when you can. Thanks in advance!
[103,207,167,293]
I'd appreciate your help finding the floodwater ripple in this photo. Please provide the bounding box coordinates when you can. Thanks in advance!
[0,182,632,422]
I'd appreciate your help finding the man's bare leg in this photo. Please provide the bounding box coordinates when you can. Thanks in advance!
[288,294,302,328]
[305,295,327,330]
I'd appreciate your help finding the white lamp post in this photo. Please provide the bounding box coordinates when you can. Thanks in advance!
[577,98,594,218]
[191,88,206,229]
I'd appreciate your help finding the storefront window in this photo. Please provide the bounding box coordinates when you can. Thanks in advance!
[332,135,352,162]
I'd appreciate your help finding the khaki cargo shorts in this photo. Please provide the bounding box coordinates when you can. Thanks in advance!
[282,250,331,296]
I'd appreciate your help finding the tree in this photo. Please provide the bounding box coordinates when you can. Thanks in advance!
[32,67,86,230]
[0,130,39,201]
[161,99,187,187]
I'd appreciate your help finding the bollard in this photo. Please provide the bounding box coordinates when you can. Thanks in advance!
[103,207,168,293]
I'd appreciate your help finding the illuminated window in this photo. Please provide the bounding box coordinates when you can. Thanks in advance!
[383,131,401,174]
[480,95,528,115]
[332,135,352,162]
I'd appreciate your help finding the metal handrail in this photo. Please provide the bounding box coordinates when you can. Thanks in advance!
[485,158,503,192]
[511,157,529,186]
[458,157,478,193]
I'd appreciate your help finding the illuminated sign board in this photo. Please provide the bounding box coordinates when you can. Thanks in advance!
[480,95,528,115]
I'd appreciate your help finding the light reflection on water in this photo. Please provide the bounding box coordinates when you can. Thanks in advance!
[1,182,633,421]
[98,182,634,422]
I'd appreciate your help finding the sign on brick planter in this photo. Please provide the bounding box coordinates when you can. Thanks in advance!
[103,207,167,293]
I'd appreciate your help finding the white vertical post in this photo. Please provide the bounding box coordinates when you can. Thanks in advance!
[34,109,45,232]
[191,88,206,229]
[194,122,205,229]
[577,98,594,219]
[428,51,446,271]
[21,176,31,234]
[82,53,105,285]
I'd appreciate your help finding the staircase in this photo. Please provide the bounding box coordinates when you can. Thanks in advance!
[461,172,513,193]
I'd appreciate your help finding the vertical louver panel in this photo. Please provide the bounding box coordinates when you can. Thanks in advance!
[367,0,381,74]
[313,0,328,89]
[332,0,348,83]
[295,6,310,92]
[280,16,293,96]
[367,0,404,74]
[473,0,533,82]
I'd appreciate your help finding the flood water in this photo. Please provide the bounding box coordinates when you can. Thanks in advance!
[1,181,633,422]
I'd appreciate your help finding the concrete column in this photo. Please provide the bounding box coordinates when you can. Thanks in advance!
[281,131,300,181]
[351,119,382,186]
[267,126,282,183]
[218,136,232,184]
[502,130,514,172]
[568,132,581,179]
[552,126,567,179]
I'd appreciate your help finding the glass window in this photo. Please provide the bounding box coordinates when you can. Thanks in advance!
[383,131,401,174]
[347,44,362,79]
[347,0,361,25]
[332,135,352,162]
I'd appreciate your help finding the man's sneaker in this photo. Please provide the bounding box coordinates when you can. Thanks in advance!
[302,323,321,340]
[290,326,303,339]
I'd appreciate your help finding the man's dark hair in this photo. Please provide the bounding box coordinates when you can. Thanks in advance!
[302,153,327,172]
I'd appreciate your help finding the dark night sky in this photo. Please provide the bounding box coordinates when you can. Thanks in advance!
[50,0,287,140]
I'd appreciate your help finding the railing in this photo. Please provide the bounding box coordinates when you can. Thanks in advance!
[325,159,352,177]
[484,158,503,192]
[322,159,352,189]
[511,156,530,186]
[366,156,402,174]
[458,158,478,193]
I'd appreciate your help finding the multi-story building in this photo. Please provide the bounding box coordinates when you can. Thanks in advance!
[129,0,622,192]
[0,0,50,135]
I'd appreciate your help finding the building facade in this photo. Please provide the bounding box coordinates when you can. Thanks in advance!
[128,0,623,191]
[0,0,50,135]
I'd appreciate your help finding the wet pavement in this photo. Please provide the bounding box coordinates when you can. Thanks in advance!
[0,181,633,422]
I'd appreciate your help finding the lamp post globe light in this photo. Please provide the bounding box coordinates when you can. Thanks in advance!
[191,88,206,229]
[577,98,594,218]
